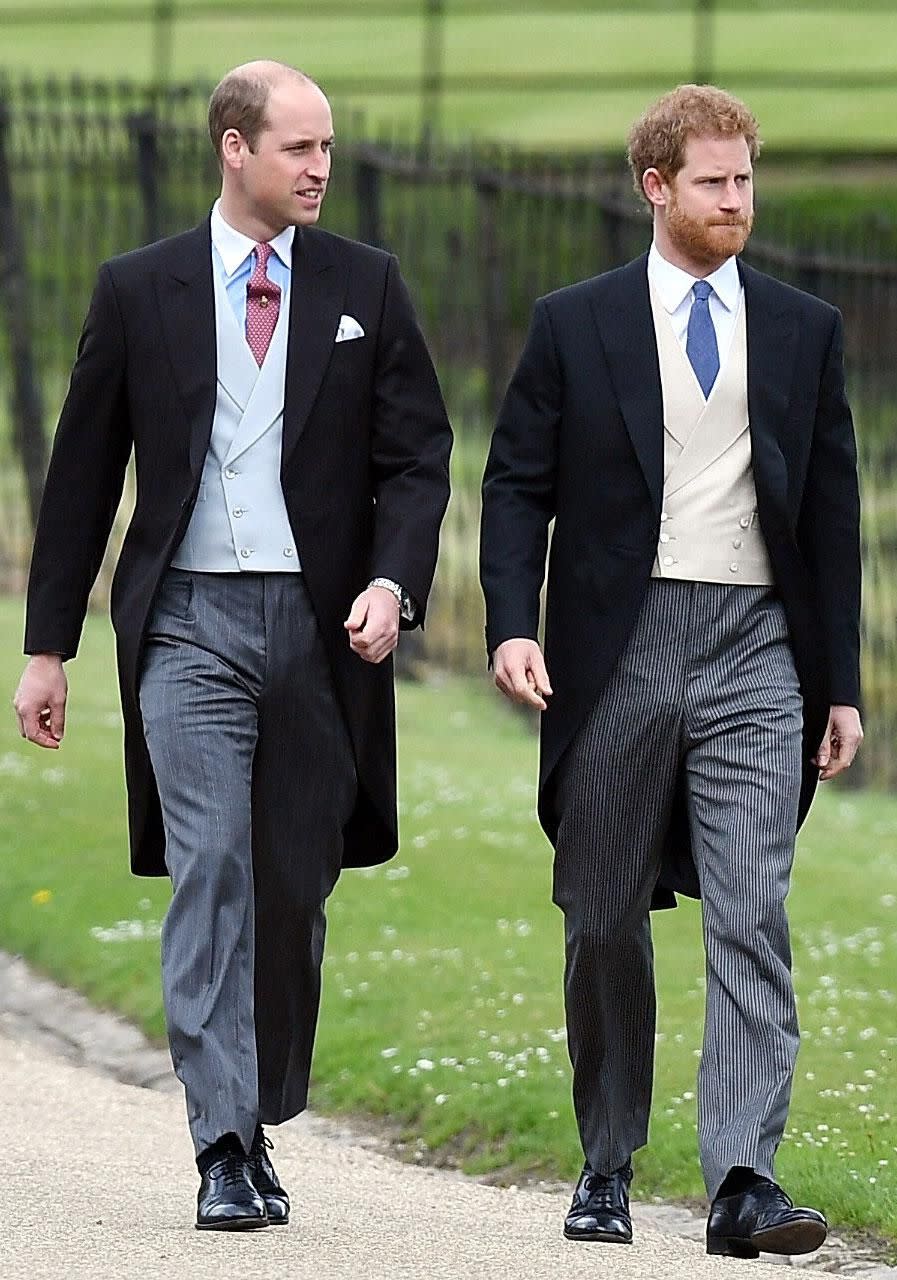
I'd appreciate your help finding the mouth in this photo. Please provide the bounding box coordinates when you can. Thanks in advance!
[296,188,324,202]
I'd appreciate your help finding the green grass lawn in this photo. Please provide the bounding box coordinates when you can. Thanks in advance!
[0,595,895,1242]
[5,3,897,148]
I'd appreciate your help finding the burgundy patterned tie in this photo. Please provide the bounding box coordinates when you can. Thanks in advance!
[245,242,281,366]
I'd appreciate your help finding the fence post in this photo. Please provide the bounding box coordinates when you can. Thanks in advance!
[598,198,628,273]
[693,0,716,84]
[354,148,384,248]
[420,0,445,146]
[796,255,823,301]
[476,174,507,423]
[128,110,161,246]
[0,98,48,531]
[152,0,176,94]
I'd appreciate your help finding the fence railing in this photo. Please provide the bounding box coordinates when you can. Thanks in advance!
[1,75,895,785]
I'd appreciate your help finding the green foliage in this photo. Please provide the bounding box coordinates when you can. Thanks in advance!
[0,597,894,1238]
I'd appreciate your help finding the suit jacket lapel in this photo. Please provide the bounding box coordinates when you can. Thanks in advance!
[588,254,664,514]
[741,259,798,503]
[155,220,217,479]
[281,227,350,464]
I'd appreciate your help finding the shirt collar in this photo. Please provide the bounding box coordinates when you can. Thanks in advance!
[210,199,295,278]
[648,241,741,314]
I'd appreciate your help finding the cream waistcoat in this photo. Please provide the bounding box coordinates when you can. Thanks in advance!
[649,283,773,586]
[171,252,300,573]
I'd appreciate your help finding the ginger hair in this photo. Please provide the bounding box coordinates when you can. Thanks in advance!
[627,84,760,203]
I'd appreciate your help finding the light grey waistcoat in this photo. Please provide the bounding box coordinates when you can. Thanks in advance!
[649,284,773,586]
[171,254,300,572]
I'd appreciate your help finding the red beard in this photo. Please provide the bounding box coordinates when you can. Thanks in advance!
[666,192,753,269]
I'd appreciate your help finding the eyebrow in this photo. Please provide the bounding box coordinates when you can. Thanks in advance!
[280,136,335,149]
[694,170,752,180]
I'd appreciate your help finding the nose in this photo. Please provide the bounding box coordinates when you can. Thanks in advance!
[306,146,330,180]
[720,179,742,209]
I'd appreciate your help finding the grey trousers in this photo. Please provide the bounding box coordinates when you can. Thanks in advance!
[553,580,803,1198]
[139,570,356,1155]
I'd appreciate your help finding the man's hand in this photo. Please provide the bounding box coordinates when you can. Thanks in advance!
[814,704,863,781]
[493,638,553,711]
[13,654,68,749]
[344,587,401,664]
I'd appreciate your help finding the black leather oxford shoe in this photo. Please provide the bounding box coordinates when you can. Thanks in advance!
[196,1147,268,1231]
[563,1161,633,1243]
[248,1127,290,1225]
[707,1177,827,1258]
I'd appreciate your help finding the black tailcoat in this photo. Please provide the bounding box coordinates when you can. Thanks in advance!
[481,254,860,907]
[26,220,453,875]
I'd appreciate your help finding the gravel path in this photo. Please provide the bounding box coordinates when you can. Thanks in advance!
[1,952,893,1280]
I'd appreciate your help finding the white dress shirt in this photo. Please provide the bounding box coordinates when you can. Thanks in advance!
[647,242,743,370]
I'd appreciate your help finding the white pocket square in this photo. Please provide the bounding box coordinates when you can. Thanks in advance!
[335,315,364,343]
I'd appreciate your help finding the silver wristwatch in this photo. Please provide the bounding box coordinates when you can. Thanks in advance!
[368,577,415,622]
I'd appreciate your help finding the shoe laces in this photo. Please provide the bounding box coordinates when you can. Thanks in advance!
[249,1131,274,1163]
[582,1173,617,1207]
[762,1180,793,1210]
[210,1150,245,1187]
[580,1164,630,1208]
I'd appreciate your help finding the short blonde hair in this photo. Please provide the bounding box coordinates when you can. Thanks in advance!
[627,84,761,203]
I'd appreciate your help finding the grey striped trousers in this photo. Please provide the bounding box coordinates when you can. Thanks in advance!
[553,579,803,1198]
[139,570,357,1156]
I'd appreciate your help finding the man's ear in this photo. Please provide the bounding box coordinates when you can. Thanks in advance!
[220,128,246,173]
[642,167,668,209]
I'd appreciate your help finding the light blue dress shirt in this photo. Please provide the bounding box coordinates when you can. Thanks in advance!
[210,199,293,334]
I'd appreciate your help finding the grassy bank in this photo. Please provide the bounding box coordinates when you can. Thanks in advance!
[0,595,894,1240]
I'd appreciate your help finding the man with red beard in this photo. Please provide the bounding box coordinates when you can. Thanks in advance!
[480,85,861,1258]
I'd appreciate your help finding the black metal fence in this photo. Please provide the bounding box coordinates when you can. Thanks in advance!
[1,76,895,783]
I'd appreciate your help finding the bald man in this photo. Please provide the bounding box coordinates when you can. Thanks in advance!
[16,62,451,1229]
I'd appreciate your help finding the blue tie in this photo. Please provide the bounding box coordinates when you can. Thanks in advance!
[686,280,719,398]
